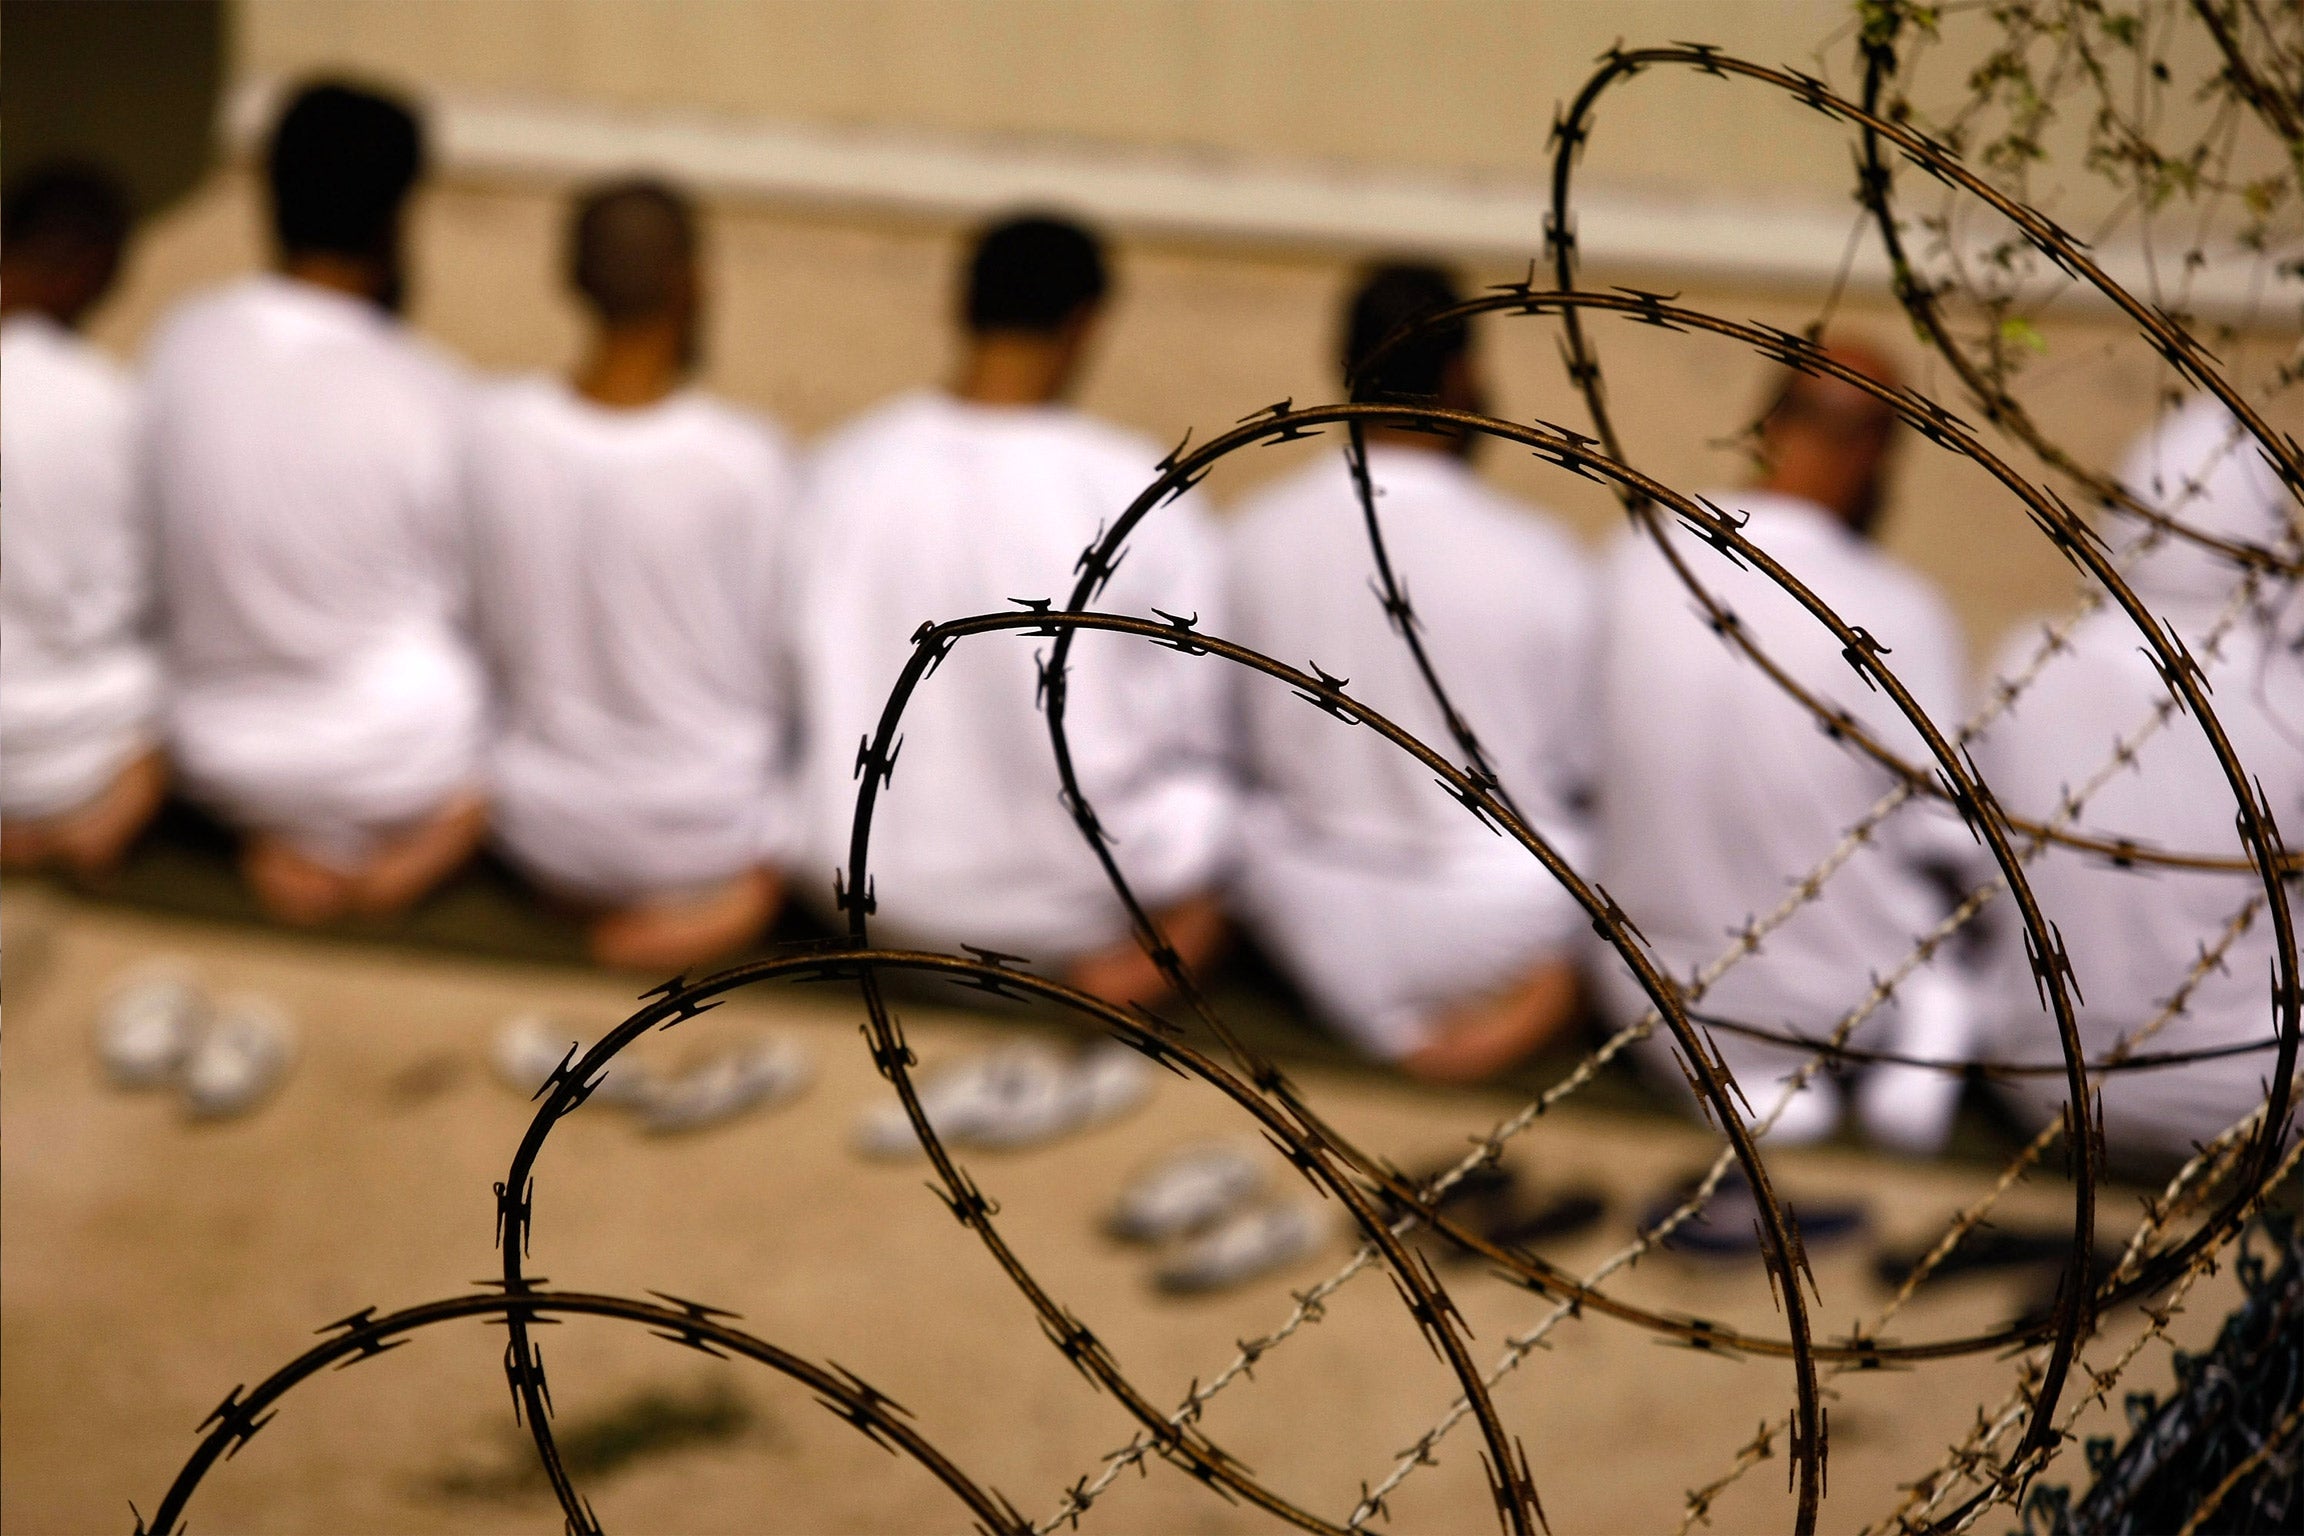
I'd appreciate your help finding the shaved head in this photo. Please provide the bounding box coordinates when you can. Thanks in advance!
[569,179,696,324]
[1758,338,1905,535]
[1766,340,1902,438]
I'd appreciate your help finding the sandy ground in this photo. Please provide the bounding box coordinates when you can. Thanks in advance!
[2,883,2247,1536]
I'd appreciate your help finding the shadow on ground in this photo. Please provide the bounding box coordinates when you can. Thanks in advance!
[422,1378,765,1504]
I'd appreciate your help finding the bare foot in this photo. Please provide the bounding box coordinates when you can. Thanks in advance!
[347,792,489,918]
[1064,893,1227,1010]
[1401,959,1581,1085]
[244,835,355,926]
[46,750,168,878]
[589,867,781,973]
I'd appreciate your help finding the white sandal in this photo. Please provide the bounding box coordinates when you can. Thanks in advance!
[490,1013,654,1108]
[853,1039,1150,1158]
[636,1038,813,1135]
[95,964,207,1089]
[1153,1200,1327,1295]
[1108,1142,1266,1243]
[182,995,296,1121]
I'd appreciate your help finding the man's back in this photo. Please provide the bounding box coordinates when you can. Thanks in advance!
[0,314,158,815]
[790,390,1229,958]
[1977,397,2302,1157]
[1593,492,1971,1038]
[144,274,484,858]
[147,275,466,676]
[1227,445,1594,865]
[1221,443,1600,1063]
[469,377,796,899]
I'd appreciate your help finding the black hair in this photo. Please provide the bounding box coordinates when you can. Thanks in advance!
[1,161,131,257]
[266,81,425,258]
[964,213,1107,334]
[569,178,696,323]
[1342,263,1468,402]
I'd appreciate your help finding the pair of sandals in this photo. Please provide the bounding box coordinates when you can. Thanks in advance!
[851,1039,1152,1158]
[96,966,297,1120]
[492,1015,813,1135]
[1108,1143,1329,1294]
[850,1045,1324,1294]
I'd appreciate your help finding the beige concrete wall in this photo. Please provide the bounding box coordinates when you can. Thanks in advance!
[237,0,1870,196]
[89,161,2300,673]
[233,0,2255,221]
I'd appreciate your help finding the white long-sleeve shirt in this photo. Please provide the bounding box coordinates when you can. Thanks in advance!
[1976,396,2303,1161]
[788,390,1233,962]
[144,276,484,864]
[467,378,799,903]
[1592,491,1976,1094]
[0,314,161,817]
[1223,445,1597,1057]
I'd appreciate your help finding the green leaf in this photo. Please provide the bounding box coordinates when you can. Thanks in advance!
[1997,317,2049,356]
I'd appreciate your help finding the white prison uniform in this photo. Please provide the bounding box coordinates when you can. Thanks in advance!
[788,390,1232,963]
[468,379,798,904]
[0,315,162,817]
[1977,396,2303,1164]
[1591,492,1977,1135]
[1223,446,1597,1060]
[144,276,484,867]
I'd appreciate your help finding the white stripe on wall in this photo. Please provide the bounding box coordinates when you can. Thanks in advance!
[225,76,2295,326]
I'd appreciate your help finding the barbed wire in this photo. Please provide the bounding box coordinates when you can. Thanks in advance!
[1084,527,2277,1536]
[1335,554,2285,1528]
[144,8,2300,1536]
[1032,473,2288,1533]
[1876,1118,2304,1536]
[1853,5,2304,578]
[1526,34,2295,1521]
[990,343,2285,1529]
[1674,889,2273,1533]
[133,1285,1033,1536]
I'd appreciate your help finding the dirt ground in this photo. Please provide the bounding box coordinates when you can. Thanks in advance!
[1,883,2247,1535]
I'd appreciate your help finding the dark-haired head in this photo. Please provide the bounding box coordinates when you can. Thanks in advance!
[570,179,697,324]
[1342,263,1467,403]
[1341,263,1481,457]
[267,81,425,306]
[565,179,704,394]
[1,162,132,327]
[950,213,1110,407]
[964,214,1107,335]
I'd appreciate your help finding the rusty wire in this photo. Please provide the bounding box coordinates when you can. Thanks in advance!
[144,15,2300,1536]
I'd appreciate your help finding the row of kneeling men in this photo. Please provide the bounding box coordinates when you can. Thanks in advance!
[5,83,2297,1168]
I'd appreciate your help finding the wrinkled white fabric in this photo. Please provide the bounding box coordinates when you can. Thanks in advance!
[0,315,161,817]
[1977,396,2303,1163]
[1591,492,1977,1129]
[145,276,484,865]
[789,390,1232,962]
[1224,446,1597,1058]
[468,378,798,904]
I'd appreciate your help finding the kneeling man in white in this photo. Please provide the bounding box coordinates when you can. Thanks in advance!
[0,165,165,876]
[469,179,796,970]
[145,84,486,923]
[1225,265,1598,1083]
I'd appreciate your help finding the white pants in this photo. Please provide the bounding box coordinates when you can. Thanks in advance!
[1233,805,1585,1060]
[0,644,160,819]
[490,737,784,907]
[171,628,485,868]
